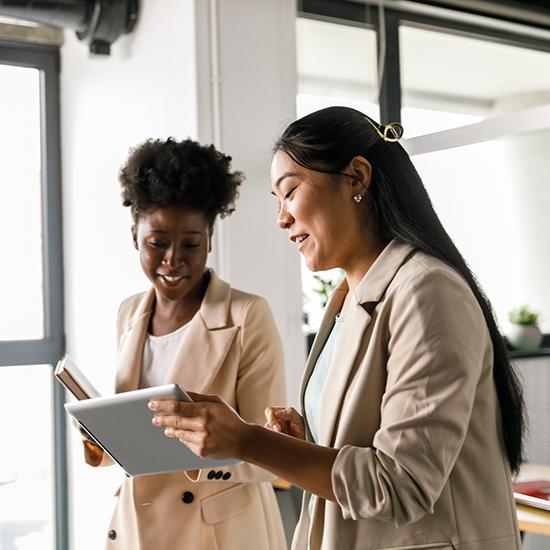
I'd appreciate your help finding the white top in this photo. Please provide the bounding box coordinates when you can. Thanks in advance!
[304,313,345,522]
[139,322,189,388]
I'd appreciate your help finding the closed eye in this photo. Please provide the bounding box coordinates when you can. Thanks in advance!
[149,240,168,248]
[284,187,297,200]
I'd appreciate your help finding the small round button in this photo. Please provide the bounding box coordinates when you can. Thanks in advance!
[108,529,117,540]
[222,472,231,480]
[207,470,216,480]
[181,491,194,504]
[215,471,223,479]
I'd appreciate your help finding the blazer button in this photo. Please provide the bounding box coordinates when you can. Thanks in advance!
[181,491,194,504]
[108,529,117,540]
[222,472,231,480]
[215,471,223,479]
[207,470,216,480]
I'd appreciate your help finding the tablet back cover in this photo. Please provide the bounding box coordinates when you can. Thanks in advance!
[66,385,240,476]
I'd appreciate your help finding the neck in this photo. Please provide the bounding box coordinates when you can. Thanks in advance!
[154,271,209,321]
[343,237,389,296]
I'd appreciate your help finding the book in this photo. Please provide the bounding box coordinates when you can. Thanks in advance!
[54,355,101,400]
[513,479,550,511]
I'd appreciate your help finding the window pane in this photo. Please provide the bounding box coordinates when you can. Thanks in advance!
[297,17,379,119]
[0,64,44,340]
[296,18,378,332]
[400,26,550,138]
[0,365,54,549]
[412,125,550,333]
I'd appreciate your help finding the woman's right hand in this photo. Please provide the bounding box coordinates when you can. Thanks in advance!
[264,407,306,440]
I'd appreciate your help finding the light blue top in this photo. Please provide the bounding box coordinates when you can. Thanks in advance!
[304,314,345,520]
[304,314,345,443]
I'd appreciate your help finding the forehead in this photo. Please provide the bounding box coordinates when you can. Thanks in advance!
[137,205,209,233]
[271,151,310,194]
[271,151,300,179]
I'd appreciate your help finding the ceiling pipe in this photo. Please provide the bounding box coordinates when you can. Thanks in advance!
[0,0,139,55]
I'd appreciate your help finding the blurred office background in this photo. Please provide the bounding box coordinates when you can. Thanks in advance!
[2,1,550,548]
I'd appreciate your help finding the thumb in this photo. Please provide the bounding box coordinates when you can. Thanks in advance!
[186,391,223,404]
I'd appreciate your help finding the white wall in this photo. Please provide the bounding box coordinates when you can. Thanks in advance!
[61,1,198,547]
[195,0,305,405]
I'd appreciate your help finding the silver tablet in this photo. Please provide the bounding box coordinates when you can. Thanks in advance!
[66,384,241,476]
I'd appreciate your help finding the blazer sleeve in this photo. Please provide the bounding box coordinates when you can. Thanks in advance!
[82,298,132,469]
[188,296,287,484]
[331,267,488,526]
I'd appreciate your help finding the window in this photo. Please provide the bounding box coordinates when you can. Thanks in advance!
[296,16,378,331]
[298,3,550,345]
[0,41,66,550]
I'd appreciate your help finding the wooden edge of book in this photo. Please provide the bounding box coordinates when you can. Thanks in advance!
[55,365,91,400]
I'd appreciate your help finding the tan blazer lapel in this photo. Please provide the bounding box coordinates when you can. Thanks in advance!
[315,240,417,447]
[164,270,239,394]
[318,301,372,447]
[300,285,346,439]
[116,289,155,393]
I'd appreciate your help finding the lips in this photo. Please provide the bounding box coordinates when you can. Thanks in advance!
[290,233,309,244]
[157,274,188,286]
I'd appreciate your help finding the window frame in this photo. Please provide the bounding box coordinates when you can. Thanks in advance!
[0,39,67,550]
[298,0,550,123]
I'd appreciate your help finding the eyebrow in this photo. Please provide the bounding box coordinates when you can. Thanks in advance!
[270,172,299,195]
[148,229,203,235]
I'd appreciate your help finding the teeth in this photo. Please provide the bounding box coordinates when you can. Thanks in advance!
[297,235,307,243]
[162,276,183,282]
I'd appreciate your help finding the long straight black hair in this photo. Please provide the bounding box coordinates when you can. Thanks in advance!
[274,106,524,474]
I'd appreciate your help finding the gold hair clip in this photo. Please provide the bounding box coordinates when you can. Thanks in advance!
[364,117,404,143]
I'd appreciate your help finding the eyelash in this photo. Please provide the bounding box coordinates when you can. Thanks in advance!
[284,187,296,200]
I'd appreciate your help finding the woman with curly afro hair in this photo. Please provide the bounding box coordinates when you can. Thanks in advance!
[80,138,287,550]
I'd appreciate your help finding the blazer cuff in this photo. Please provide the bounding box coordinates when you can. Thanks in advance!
[331,445,356,520]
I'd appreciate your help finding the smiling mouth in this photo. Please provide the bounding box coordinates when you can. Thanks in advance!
[157,274,187,285]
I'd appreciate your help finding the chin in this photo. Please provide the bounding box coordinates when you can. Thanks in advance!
[305,257,325,273]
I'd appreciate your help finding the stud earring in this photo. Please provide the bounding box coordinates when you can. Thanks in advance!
[353,194,363,203]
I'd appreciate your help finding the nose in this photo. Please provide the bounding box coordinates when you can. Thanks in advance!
[277,202,294,230]
[162,245,184,267]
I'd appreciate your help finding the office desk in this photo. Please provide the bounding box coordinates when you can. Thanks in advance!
[516,463,550,536]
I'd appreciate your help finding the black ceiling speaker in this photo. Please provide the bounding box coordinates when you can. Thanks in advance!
[0,0,139,55]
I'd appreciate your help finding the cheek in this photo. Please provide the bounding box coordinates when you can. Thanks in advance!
[140,248,162,268]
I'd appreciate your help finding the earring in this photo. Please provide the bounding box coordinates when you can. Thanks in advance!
[353,194,363,203]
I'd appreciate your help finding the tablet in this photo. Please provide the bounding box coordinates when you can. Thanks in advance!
[66,384,241,476]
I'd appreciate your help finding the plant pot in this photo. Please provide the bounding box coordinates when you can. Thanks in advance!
[507,324,543,351]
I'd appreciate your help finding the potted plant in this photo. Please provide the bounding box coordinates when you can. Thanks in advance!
[312,274,335,309]
[507,305,543,352]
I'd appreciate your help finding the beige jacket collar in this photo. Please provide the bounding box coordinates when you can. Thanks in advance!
[116,269,239,394]
[300,239,416,446]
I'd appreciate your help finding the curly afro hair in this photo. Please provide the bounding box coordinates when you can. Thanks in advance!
[119,138,243,226]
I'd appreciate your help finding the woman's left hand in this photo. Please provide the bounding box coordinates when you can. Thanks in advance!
[148,392,252,460]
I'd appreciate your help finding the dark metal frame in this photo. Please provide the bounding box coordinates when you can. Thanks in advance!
[298,0,550,123]
[0,39,67,550]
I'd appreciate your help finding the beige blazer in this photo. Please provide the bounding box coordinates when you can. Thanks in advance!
[293,240,521,550]
[84,270,287,550]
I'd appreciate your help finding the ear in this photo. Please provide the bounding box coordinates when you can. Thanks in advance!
[347,156,373,193]
[131,225,138,250]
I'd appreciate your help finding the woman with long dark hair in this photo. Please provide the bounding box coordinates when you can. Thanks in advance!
[151,107,524,550]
